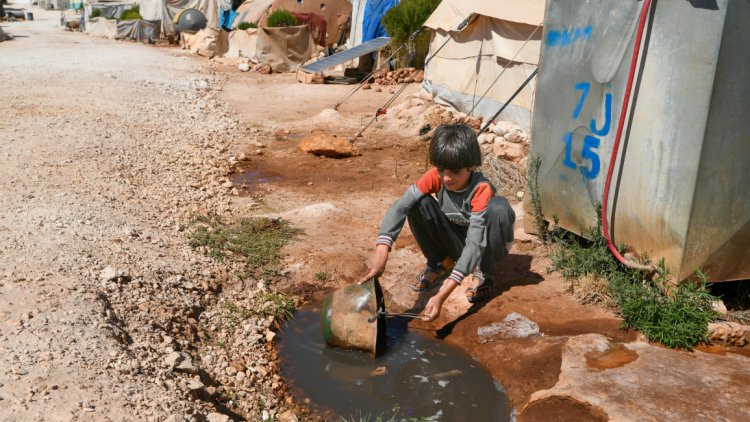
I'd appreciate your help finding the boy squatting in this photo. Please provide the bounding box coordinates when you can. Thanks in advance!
[358,124,516,322]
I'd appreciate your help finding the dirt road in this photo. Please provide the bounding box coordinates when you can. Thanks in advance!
[2,7,750,422]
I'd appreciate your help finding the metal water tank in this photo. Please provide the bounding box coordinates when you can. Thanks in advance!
[526,0,750,282]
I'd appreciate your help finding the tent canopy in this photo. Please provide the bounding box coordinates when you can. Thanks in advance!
[424,0,544,31]
[422,0,544,131]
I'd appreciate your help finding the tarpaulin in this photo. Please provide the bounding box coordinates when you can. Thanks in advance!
[362,0,398,42]
[291,12,327,46]
[256,25,315,72]
[86,16,118,38]
[224,27,259,60]
[116,19,161,41]
[270,0,351,47]
[91,2,131,19]
[139,0,220,36]
[232,0,273,28]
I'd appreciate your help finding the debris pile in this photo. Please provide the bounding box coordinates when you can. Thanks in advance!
[371,67,424,85]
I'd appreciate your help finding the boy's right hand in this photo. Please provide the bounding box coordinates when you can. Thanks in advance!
[357,244,390,284]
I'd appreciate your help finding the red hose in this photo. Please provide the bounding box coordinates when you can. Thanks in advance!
[601,0,655,272]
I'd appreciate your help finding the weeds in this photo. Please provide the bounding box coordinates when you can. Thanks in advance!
[527,157,718,349]
[548,224,718,350]
[315,271,328,281]
[266,9,296,28]
[237,22,257,30]
[119,4,142,20]
[188,215,301,276]
[257,292,296,320]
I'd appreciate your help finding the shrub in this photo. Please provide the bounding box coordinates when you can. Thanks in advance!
[266,9,296,28]
[237,21,257,30]
[90,8,101,18]
[119,4,142,21]
[381,0,440,68]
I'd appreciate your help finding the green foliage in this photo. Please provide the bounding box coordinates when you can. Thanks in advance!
[90,8,102,18]
[381,0,439,44]
[266,9,296,28]
[237,21,257,30]
[548,214,718,350]
[257,292,296,320]
[222,293,296,321]
[119,4,142,21]
[315,271,328,281]
[188,215,301,276]
[381,0,440,69]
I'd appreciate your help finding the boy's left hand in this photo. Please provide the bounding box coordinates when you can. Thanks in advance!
[422,295,444,322]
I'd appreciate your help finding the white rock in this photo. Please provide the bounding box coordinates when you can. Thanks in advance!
[238,63,250,72]
[207,413,230,422]
[477,312,540,341]
[100,267,125,281]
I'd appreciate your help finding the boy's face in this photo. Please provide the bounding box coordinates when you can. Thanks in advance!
[437,167,473,191]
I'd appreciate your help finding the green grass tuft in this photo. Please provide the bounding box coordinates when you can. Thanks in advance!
[188,215,301,276]
[237,21,257,30]
[119,4,142,20]
[266,9,296,28]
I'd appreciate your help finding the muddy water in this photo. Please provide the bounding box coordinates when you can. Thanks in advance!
[231,167,282,193]
[278,307,513,421]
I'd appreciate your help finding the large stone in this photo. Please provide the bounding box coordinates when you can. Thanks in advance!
[298,133,360,158]
[709,321,750,347]
[522,334,750,421]
[492,140,525,162]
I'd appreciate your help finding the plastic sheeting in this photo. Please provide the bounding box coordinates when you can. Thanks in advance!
[0,26,11,42]
[224,28,259,60]
[269,0,351,47]
[256,25,315,72]
[139,0,220,36]
[116,19,161,41]
[422,0,543,131]
[86,16,118,38]
[232,0,272,28]
[91,2,131,19]
[345,0,366,49]
[291,12,327,46]
[362,0,397,42]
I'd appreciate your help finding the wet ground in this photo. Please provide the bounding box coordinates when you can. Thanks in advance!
[278,308,512,421]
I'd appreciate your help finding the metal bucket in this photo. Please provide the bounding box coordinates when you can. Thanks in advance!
[321,278,386,356]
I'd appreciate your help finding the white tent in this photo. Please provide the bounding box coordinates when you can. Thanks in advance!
[422,0,544,131]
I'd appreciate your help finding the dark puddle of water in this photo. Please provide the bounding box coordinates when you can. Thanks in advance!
[277,307,512,421]
[230,167,283,193]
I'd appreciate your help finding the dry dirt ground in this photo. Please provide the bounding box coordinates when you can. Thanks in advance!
[2,7,750,422]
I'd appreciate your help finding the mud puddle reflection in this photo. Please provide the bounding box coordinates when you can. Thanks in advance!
[278,307,512,421]
[231,165,282,194]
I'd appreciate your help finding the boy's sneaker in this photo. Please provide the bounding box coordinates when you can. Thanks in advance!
[466,271,496,303]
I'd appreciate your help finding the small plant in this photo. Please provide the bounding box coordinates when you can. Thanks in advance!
[119,4,142,20]
[266,9,296,28]
[548,216,718,350]
[381,0,440,68]
[90,8,102,18]
[237,21,257,30]
[188,215,301,276]
[315,271,328,281]
[527,156,550,242]
[257,292,296,320]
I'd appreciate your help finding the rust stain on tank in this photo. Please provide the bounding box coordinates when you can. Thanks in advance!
[585,343,639,371]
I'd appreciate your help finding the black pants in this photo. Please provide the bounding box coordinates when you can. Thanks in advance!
[407,195,515,274]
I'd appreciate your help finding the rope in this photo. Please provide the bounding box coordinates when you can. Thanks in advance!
[479,67,538,134]
[464,23,542,119]
[354,15,473,138]
[332,29,424,110]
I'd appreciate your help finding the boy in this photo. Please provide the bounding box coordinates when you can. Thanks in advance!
[358,124,515,322]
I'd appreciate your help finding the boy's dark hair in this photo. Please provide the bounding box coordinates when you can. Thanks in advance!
[429,124,482,170]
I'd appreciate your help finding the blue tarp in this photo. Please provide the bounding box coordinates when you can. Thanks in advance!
[219,9,238,30]
[362,0,399,43]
